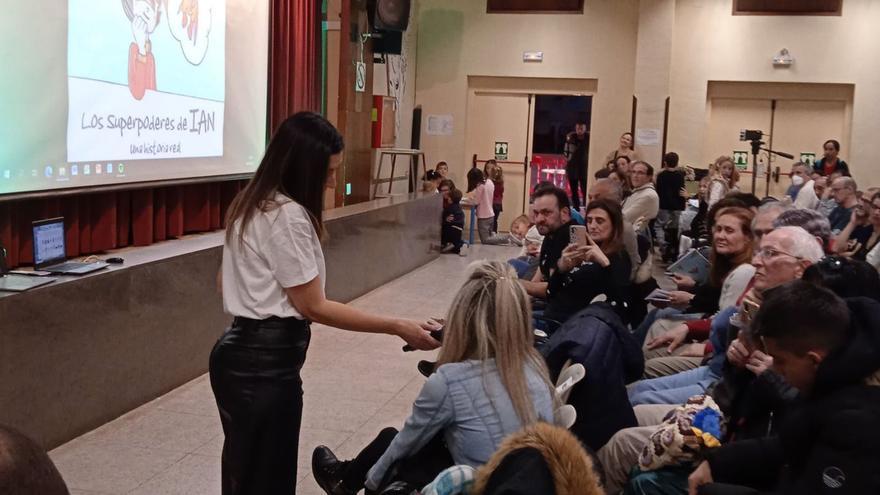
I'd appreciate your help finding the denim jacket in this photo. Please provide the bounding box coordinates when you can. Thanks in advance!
[365,359,555,490]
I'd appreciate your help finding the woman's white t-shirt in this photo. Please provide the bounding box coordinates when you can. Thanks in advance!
[222,193,326,319]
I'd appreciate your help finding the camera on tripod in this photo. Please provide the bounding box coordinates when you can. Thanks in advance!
[739,129,764,142]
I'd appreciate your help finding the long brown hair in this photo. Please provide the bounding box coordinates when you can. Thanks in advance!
[585,199,625,256]
[225,112,344,244]
[709,206,755,287]
[437,261,555,424]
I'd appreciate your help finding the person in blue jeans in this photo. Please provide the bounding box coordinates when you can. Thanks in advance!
[628,225,826,406]
[628,306,737,405]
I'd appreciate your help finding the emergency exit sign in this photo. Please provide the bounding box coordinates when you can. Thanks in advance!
[495,141,509,160]
[733,151,749,171]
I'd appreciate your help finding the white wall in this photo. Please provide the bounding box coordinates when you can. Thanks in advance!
[667,0,880,186]
[413,0,640,183]
[407,0,880,191]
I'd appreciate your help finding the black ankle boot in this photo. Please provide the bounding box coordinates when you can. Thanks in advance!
[417,360,436,378]
[312,446,356,495]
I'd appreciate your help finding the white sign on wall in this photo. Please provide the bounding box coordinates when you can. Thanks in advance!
[635,128,660,146]
[426,114,453,136]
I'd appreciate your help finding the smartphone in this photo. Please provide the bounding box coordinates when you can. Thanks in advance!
[403,326,444,352]
[569,225,588,247]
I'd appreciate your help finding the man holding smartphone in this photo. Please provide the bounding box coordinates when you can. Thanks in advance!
[520,186,574,300]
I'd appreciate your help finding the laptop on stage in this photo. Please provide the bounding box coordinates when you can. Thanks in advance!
[0,244,57,292]
[32,218,109,275]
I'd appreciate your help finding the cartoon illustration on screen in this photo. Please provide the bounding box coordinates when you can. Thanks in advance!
[67,0,225,163]
[121,0,216,100]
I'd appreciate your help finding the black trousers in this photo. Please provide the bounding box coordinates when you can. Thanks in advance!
[342,428,454,493]
[209,317,311,495]
[567,172,587,211]
[441,223,464,249]
[492,203,503,233]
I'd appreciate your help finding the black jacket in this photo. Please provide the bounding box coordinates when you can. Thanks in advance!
[544,251,631,324]
[656,168,686,211]
[443,202,464,228]
[541,304,644,451]
[706,298,880,494]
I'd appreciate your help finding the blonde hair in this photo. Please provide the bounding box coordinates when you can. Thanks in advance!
[437,261,555,424]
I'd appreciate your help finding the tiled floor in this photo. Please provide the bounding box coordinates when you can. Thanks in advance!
[50,245,520,495]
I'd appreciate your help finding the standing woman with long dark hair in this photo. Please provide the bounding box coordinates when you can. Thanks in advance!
[211,112,439,495]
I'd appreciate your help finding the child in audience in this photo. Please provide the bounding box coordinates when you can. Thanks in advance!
[422,169,442,193]
[436,161,449,179]
[491,165,505,233]
[312,261,556,494]
[508,215,544,280]
[441,189,466,255]
[438,179,455,208]
[465,167,512,245]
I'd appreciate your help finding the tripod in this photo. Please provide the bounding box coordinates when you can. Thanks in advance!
[748,138,794,197]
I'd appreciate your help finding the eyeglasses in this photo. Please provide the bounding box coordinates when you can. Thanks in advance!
[754,247,802,260]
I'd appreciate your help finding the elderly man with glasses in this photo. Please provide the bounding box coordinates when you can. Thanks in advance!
[598,226,825,493]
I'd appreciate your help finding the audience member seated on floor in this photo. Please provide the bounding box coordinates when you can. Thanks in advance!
[441,189,466,255]
[423,169,442,193]
[793,166,821,210]
[621,161,659,231]
[603,249,862,495]
[312,261,556,495]
[0,424,70,495]
[833,191,879,259]
[609,168,633,199]
[771,208,832,253]
[588,179,641,280]
[803,256,880,302]
[435,161,449,180]
[435,423,605,495]
[637,207,756,374]
[632,200,773,362]
[827,176,858,235]
[784,162,810,202]
[706,156,739,210]
[541,300,644,452]
[542,199,632,326]
[439,179,455,208]
[628,226,823,407]
[508,216,542,279]
[682,176,712,242]
[519,187,574,301]
[507,214,531,247]
[688,280,880,495]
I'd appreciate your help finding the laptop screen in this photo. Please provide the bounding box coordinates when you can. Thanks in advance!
[33,219,66,267]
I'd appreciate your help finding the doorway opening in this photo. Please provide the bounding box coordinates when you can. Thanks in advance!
[530,95,593,202]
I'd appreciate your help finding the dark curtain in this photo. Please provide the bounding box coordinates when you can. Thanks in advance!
[268,0,322,133]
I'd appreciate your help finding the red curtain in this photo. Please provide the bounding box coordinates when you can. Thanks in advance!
[269,0,322,133]
[0,2,321,269]
[0,182,246,268]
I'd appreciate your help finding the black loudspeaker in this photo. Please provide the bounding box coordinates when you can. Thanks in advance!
[411,106,422,149]
[372,30,402,55]
[369,0,411,31]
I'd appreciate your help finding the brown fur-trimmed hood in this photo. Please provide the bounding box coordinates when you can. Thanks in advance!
[472,422,604,495]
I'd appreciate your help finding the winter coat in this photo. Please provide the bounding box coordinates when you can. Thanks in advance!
[473,422,604,495]
[706,297,880,494]
[540,304,644,451]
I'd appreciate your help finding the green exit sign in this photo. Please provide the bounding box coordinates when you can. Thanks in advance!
[345,182,352,196]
